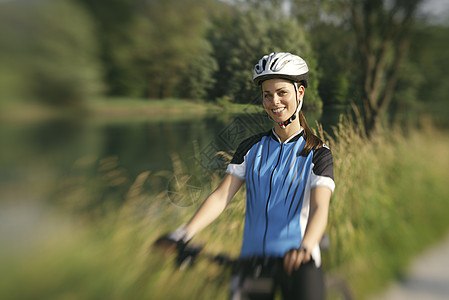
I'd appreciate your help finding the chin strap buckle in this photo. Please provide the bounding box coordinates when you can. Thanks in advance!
[277,113,297,129]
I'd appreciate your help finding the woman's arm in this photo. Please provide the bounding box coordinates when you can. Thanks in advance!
[184,173,244,237]
[154,174,244,253]
[284,186,332,275]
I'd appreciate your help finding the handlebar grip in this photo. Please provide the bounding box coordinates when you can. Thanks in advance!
[176,244,204,269]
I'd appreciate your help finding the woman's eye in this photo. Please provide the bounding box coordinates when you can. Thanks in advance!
[279,91,287,96]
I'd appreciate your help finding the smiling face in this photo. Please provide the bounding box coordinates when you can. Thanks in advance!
[262,78,303,124]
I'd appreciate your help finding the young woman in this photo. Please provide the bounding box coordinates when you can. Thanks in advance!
[156,52,335,300]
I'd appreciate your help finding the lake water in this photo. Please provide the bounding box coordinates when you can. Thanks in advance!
[0,107,346,205]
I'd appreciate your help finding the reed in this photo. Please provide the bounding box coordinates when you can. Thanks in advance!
[322,115,449,298]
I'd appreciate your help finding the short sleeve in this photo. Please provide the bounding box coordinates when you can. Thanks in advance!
[310,146,335,193]
[226,162,246,180]
[225,132,267,181]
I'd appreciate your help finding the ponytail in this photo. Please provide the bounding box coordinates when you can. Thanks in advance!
[298,111,323,156]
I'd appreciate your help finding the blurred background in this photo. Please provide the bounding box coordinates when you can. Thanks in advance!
[0,0,449,299]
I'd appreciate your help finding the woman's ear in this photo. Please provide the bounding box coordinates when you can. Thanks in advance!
[297,85,305,101]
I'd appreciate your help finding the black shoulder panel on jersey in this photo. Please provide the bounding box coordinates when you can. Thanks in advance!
[312,146,334,180]
[229,130,271,165]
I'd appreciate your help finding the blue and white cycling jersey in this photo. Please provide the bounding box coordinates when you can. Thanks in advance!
[226,128,335,266]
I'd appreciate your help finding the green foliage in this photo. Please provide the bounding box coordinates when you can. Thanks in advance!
[307,23,358,106]
[207,8,266,103]
[292,0,448,131]
[389,59,424,122]
[0,0,103,107]
[178,41,218,101]
[140,0,214,99]
[381,23,449,127]
[291,0,359,107]
[76,0,217,100]
[208,4,322,107]
[76,0,146,97]
[2,0,446,118]
[408,24,449,109]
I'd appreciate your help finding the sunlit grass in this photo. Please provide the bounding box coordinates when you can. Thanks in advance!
[322,115,449,298]
[1,116,449,299]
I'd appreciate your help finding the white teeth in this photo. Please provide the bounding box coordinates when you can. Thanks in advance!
[272,107,284,113]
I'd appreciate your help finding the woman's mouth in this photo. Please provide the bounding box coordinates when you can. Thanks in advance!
[272,107,285,113]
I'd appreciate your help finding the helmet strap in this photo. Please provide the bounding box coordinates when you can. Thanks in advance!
[277,113,297,129]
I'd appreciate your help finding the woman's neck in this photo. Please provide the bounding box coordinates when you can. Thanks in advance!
[274,119,302,143]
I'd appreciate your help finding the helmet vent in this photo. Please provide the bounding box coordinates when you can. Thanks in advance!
[253,52,309,86]
[270,58,279,71]
[262,59,267,71]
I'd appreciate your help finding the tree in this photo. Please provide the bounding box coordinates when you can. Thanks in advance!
[0,0,103,107]
[291,0,359,107]
[405,23,449,125]
[409,24,449,104]
[76,0,149,97]
[177,41,218,101]
[78,0,218,100]
[134,0,214,99]
[208,2,322,107]
[350,0,423,133]
[306,23,356,106]
[207,8,267,103]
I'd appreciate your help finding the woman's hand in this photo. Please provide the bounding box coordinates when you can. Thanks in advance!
[283,246,311,275]
[283,186,332,275]
[153,225,192,256]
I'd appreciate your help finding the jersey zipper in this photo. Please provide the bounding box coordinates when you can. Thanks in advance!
[262,143,283,256]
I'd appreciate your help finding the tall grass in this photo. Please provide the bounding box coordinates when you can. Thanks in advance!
[322,116,449,298]
[1,116,449,299]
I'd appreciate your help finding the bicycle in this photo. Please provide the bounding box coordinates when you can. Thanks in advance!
[172,235,353,300]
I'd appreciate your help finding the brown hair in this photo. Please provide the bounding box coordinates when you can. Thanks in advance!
[298,110,323,156]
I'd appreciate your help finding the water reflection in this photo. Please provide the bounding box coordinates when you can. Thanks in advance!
[0,109,343,207]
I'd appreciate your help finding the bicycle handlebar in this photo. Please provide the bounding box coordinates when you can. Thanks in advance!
[176,243,238,270]
[164,235,354,300]
[175,233,331,270]
[175,243,288,280]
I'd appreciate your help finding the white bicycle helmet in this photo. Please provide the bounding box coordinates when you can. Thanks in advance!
[253,52,309,87]
[254,52,309,128]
